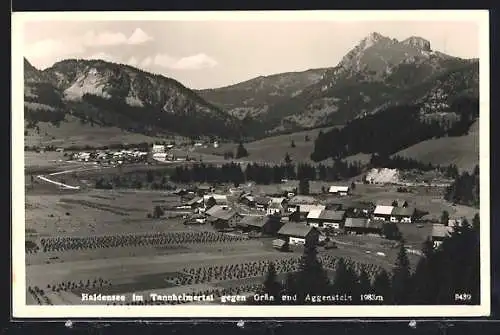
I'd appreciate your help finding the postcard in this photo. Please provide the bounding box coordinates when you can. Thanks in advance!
[12,9,490,318]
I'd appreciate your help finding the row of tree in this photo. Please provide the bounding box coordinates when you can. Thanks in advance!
[310,97,479,162]
[258,214,480,305]
[169,161,362,185]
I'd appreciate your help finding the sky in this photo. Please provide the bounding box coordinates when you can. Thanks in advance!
[21,16,481,90]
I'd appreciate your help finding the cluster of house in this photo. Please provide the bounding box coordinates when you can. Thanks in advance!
[174,184,421,248]
[151,144,198,162]
[69,149,149,164]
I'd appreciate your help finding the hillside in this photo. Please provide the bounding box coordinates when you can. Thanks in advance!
[197,68,327,120]
[394,120,479,171]
[24,58,242,143]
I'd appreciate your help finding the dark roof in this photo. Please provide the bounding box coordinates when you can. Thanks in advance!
[319,210,346,221]
[268,202,282,209]
[344,217,369,228]
[210,210,239,221]
[288,195,318,205]
[278,223,316,237]
[197,185,212,190]
[240,216,267,228]
[255,196,270,205]
[391,207,415,217]
[184,197,202,206]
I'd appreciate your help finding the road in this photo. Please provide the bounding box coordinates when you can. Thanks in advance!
[35,164,114,190]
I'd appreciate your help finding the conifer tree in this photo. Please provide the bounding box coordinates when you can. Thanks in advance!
[299,179,310,195]
[261,262,282,305]
[294,241,331,304]
[392,241,412,304]
[373,269,392,304]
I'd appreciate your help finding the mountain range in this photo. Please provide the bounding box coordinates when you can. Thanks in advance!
[24,31,479,144]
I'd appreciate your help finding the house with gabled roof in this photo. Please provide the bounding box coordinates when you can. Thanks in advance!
[278,223,320,246]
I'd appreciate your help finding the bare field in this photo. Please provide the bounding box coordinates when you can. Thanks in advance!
[25,190,182,237]
[349,184,479,222]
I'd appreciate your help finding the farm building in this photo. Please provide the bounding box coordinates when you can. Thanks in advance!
[239,215,283,235]
[287,195,319,212]
[373,205,395,221]
[206,208,241,229]
[254,196,271,211]
[176,197,203,210]
[266,197,287,216]
[197,184,214,195]
[267,202,285,216]
[307,210,346,229]
[344,201,375,216]
[152,144,165,153]
[431,224,454,249]
[203,194,228,209]
[277,224,320,246]
[295,205,326,218]
[239,194,255,207]
[344,218,382,235]
[390,207,416,223]
[328,185,350,196]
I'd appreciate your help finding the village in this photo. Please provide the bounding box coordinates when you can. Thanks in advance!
[171,180,462,252]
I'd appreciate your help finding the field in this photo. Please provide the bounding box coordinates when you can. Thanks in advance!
[24,116,190,149]
[23,144,479,307]
[395,120,479,172]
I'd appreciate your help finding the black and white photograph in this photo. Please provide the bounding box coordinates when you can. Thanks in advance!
[12,10,490,318]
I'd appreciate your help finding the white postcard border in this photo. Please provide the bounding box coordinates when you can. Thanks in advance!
[12,9,491,318]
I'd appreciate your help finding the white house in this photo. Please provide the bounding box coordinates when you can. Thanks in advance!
[152,144,165,153]
[267,202,284,216]
[328,185,350,196]
[373,205,394,221]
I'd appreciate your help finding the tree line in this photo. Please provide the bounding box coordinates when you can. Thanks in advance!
[256,214,480,305]
[169,161,362,185]
[310,96,479,162]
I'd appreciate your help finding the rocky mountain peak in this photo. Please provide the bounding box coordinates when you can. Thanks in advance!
[401,36,431,52]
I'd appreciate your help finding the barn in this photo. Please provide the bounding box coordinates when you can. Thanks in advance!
[287,195,319,213]
[206,208,241,230]
[431,224,453,249]
[344,218,382,235]
[239,215,283,235]
[306,209,346,229]
[254,196,271,211]
[390,207,416,223]
[277,224,320,246]
[373,205,395,221]
[328,185,350,196]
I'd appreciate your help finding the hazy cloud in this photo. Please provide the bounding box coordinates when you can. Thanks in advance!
[153,53,218,70]
[25,38,86,58]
